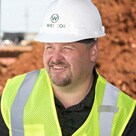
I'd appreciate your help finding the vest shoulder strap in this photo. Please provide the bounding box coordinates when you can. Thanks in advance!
[97,75,136,136]
[10,70,40,136]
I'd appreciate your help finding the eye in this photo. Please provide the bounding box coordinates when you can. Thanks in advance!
[63,46,74,50]
[45,45,53,50]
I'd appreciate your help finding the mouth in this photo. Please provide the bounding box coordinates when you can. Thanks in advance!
[48,61,69,73]
[53,65,65,70]
[50,65,67,73]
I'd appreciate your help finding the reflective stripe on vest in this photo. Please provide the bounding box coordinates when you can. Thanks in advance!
[99,82,119,136]
[10,70,40,136]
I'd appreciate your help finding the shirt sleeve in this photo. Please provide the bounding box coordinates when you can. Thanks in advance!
[0,96,9,136]
[122,106,136,136]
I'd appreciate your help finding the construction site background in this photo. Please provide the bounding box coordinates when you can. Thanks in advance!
[0,0,136,98]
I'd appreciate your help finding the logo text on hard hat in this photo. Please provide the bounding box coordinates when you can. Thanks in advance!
[50,14,59,23]
[46,24,65,29]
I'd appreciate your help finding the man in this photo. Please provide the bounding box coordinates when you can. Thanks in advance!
[1,0,136,135]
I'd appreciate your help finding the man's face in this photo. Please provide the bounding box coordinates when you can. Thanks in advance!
[43,42,98,87]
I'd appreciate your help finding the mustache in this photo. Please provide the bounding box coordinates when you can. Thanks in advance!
[49,60,69,67]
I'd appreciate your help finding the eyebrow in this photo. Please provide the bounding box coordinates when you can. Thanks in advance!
[45,43,74,46]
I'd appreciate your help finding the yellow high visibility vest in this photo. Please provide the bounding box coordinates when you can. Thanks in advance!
[1,69,136,136]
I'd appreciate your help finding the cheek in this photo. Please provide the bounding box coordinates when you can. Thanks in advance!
[74,55,91,70]
[68,56,82,71]
[43,51,50,68]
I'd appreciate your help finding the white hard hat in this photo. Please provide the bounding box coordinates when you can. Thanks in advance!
[35,0,106,43]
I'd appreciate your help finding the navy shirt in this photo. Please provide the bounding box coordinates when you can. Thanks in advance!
[55,78,95,136]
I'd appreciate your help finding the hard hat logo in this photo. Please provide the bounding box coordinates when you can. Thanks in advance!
[50,14,59,23]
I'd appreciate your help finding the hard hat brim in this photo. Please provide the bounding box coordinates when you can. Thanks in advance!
[34,33,105,43]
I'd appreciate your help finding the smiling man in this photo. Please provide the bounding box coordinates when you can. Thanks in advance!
[43,40,98,108]
[1,0,136,136]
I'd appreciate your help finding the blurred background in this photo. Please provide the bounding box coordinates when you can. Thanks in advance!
[0,0,136,98]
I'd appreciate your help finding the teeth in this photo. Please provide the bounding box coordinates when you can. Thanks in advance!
[53,66,64,69]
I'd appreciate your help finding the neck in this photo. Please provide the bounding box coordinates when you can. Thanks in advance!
[52,74,94,109]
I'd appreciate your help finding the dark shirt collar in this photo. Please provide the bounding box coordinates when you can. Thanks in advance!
[54,69,98,111]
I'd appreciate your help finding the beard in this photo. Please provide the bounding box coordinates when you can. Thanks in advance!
[50,73,72,87]
[47,60,72,87]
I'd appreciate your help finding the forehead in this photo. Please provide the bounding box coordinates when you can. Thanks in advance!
[44,42,84,47]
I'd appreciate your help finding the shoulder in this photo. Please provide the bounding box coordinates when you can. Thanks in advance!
[97,72,135,104]
[3,69,44,89]
[1,69,44,108]
[123,107,136,136]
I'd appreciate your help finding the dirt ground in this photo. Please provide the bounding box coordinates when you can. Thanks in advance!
[0,0,136,98]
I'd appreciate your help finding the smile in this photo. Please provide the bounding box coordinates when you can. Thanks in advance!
[53,66,65,69]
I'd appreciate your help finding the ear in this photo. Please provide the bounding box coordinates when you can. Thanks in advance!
[89,43,99,63]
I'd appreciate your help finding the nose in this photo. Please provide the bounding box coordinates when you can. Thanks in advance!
[51,50,64,63]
